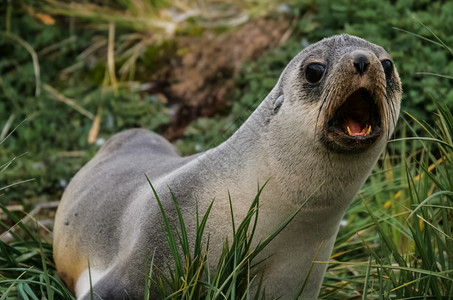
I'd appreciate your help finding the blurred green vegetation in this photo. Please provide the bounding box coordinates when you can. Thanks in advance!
[1,1,453,206]
[1,2,173,203]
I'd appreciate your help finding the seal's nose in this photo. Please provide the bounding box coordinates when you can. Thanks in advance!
[353,54,370,75]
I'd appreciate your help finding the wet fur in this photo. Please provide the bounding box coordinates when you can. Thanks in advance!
[53,34,402,299]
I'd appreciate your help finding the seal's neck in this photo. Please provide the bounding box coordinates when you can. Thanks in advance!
[197,92,385,227]
[203,97,275,187]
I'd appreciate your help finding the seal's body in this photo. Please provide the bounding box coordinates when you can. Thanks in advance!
[54,34,402,299]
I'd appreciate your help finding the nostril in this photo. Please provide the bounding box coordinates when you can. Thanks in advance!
[353,54,370,75]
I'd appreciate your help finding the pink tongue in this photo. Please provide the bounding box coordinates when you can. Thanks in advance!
[346,119,367,136]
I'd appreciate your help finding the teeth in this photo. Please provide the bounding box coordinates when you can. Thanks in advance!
[347,126,353,136]
[346,125,372,136]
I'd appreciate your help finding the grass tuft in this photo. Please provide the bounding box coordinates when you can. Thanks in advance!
[145,178,320,299]
[0,204,74,299]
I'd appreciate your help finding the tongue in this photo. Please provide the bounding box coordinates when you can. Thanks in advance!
[345,119,368,136]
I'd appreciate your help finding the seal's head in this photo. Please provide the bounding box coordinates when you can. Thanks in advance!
[274,34,402,154]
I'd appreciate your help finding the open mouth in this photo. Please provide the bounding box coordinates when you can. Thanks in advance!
[324,88,382,153]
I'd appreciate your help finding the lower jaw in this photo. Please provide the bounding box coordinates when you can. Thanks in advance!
[320,130,381,154]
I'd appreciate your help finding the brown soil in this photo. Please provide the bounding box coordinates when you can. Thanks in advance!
[153,16,291,140]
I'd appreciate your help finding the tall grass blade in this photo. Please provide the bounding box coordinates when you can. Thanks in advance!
[362,256,373,300]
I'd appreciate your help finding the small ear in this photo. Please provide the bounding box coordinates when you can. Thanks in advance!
[273,95,284,114]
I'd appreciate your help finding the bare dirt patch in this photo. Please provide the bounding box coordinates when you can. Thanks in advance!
[153,16,291,140]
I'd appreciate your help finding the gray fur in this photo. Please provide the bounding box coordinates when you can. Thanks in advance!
[53,34,402,299]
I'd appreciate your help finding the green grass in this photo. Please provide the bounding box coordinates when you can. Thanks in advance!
[0,205,74,300]
[0,124,73,299]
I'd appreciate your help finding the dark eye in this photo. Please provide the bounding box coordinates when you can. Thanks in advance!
[381,59,393,78]
[305,63,326,83]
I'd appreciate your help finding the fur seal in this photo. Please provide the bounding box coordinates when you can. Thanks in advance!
[53,34,402,299]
